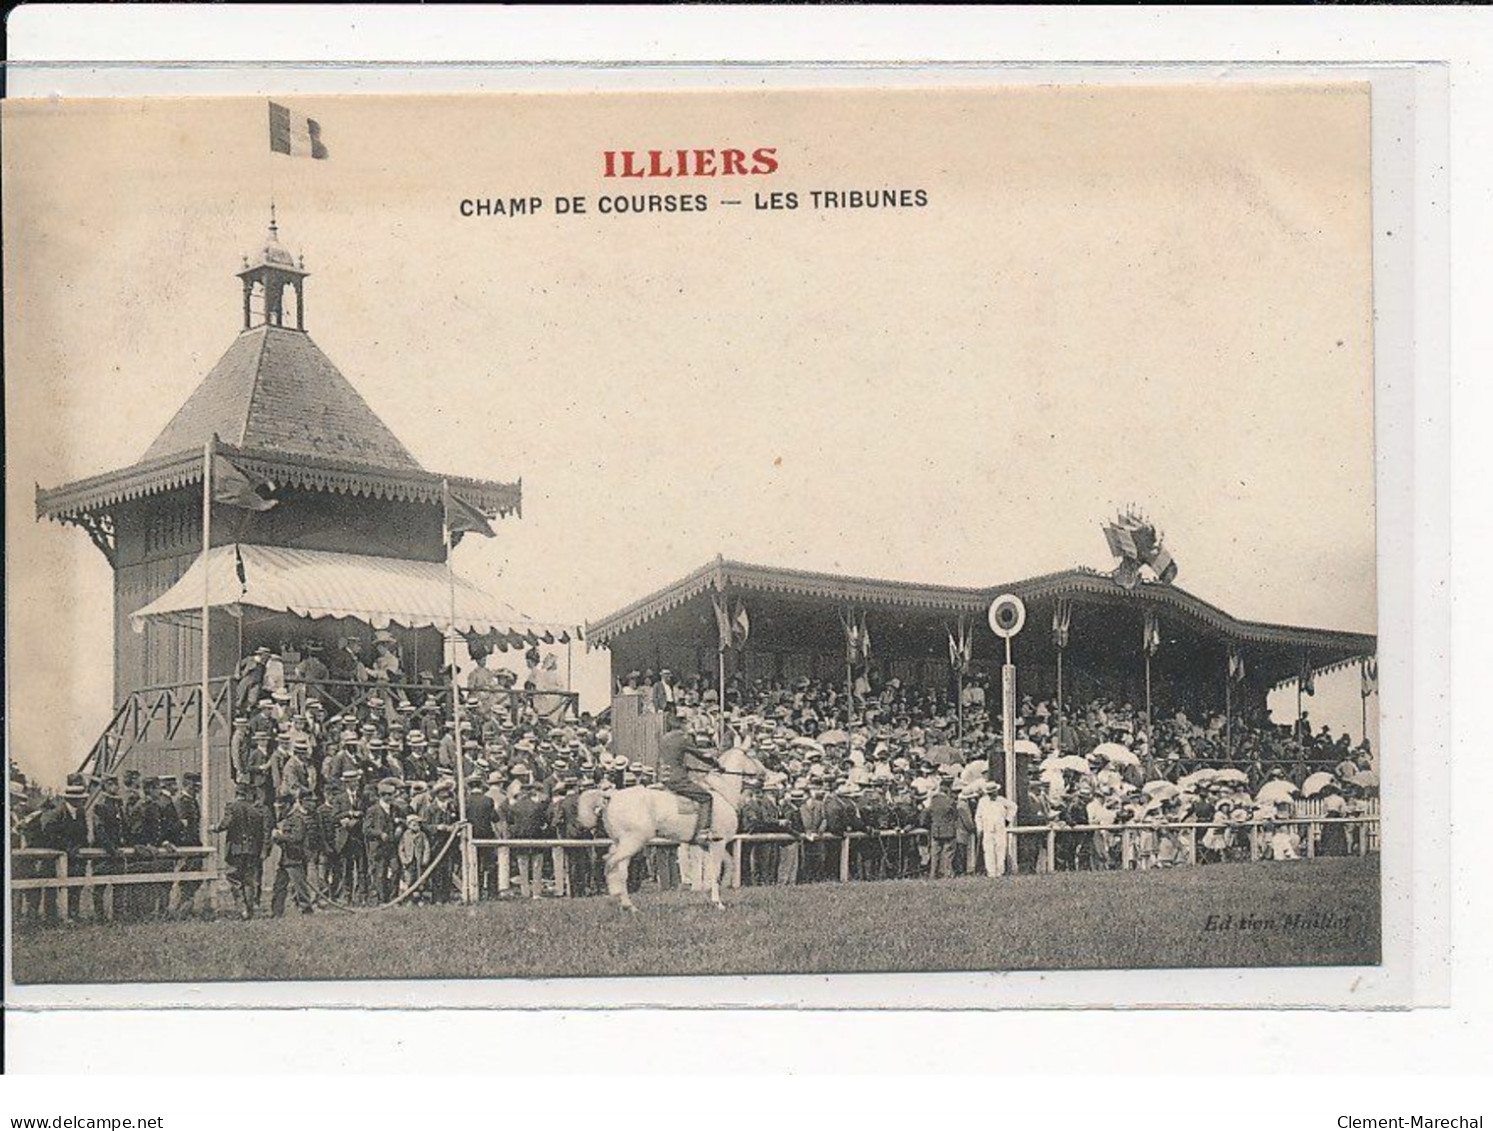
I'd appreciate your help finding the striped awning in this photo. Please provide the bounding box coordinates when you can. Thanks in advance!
[130,544,578,643]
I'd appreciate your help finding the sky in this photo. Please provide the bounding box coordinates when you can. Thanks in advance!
[3,85,1375,785]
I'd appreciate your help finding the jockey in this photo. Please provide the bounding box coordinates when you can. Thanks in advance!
[656,717,725,841]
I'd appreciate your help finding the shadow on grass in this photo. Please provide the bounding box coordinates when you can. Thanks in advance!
[11,856,1379,985]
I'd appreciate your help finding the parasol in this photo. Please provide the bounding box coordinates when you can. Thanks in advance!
[1093,742,1140,767]
[1301,772,1337,797]
[1255,779,1298,804]
[1348,770,1379,789]
[1213,768,1250,784]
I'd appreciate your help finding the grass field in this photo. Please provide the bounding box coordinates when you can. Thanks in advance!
[10,857,1379,984]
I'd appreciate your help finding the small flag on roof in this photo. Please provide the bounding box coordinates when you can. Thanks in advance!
[443,483,495,547]
[212,454,277,511]
[269,101,328,160]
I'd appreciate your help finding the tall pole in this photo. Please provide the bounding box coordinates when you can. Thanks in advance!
[1225,654,1234,760]
[1001,635,1016,796]
[718,643,727,749]
[443,480,474,903]
[199,437,214,848]
[1144,652,1152,737]
[956,667,964,743]
[1055,648,1063,733]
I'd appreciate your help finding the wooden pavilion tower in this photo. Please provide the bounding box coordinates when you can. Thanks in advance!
[35,212,528,814]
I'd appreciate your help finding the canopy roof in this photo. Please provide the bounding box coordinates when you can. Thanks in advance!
[36,440,520,525]
[586,557,1375,686]
[35,326,520,527]
[131,544,577,644]
[142,325,421,470]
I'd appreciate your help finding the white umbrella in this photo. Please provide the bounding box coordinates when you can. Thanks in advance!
[1177,769,1217,790]
[1213,768,1250,784]
[1301,771,1337,797]
[1255,779,1298,804]
[1040,754,1089,773]
[1348,770,1379,789]
[1094,742,1140,767]
[817,729,849,746]
[1014,738,1042,756]
[1143,780,1180,800]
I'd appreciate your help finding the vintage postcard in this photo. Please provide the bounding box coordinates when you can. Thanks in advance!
[4,81,1392,1004]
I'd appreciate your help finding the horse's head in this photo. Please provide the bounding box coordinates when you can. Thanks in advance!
[720,744,768,784]
[575,787,609,831]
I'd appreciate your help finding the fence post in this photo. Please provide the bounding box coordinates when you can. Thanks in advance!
[1306,822,1317,859]
[731,838,743,889]
[497,845,511,893]
[551,845,567,897]
[1045,828,1056,874]
[839,836,851,883]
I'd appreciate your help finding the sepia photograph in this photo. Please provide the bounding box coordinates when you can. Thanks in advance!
[4,81,1381,993]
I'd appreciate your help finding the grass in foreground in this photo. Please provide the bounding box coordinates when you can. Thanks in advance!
[11,857,1379,985]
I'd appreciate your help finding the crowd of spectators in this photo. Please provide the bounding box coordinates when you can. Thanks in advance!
[10,649,1379,924]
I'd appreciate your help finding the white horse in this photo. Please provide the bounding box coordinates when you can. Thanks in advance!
[578,740,765,912]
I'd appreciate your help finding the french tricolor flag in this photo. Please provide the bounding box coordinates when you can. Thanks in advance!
[268,101,328,160]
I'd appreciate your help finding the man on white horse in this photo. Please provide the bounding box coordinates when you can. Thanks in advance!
[656,717,725,843]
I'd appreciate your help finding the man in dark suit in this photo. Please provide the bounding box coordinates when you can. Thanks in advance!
[656,720,724,842]
[214,778,269,919]
[270,790,315,916]
[327,769,365,900]
[506,784,549,899]
[89,774,126,920]
[362,780,399,904]
[465,779,499,899]
[37,776,90,920]
[923,781,959,879]
[171,773,205,916]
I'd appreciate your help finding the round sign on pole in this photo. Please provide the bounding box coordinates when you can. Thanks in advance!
[988,593,1026,639]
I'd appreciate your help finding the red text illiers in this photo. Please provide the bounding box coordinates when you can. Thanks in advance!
[603,148,779,178]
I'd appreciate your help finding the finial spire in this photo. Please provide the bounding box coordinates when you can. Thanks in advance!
[269,199,278,238]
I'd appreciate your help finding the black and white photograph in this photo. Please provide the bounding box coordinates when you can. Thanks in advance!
[6,79,1384,994]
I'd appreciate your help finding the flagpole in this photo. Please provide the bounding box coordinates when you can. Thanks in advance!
[1225,652,1233,761]
[846,608,855,730]
[1144,653,1152,737]
[718,639,727,750]
[1056,648,1063,731]
[443,479,474,903]
[199,437,214,848]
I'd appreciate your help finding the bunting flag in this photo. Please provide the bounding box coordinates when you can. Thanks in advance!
[212,454,277,511]
[841,608,871,664]
[731,601,751,648]
[1149,546,1179,585]
[1142,611,1161,656]
[947,618,973,674]
[234,544,249,594]
[1052,598,1073,649]
[1104,510,1179,585]
[713,593,734,653]
[443,484,495,548]
[1361,657,1377,698]
[269,101,329,159]
[1228,648,1246,684]
[1299,656,1316,697]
